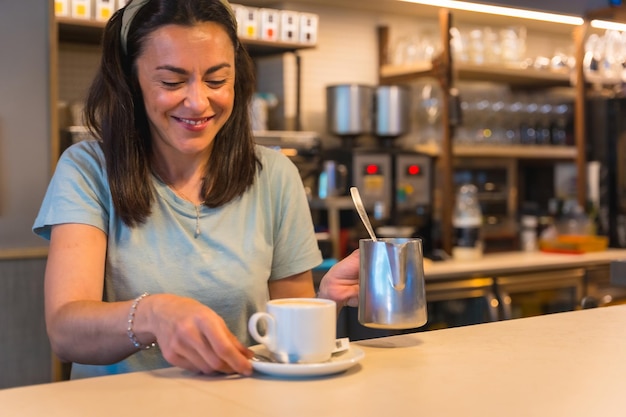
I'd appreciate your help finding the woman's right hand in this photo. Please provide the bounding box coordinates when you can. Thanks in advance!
[139,294,254,376]
[45,224,253,376]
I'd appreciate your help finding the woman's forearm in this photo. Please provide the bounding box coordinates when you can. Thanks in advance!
[47,299,148,365]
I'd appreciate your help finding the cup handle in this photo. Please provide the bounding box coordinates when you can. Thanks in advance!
[248,312,276,350]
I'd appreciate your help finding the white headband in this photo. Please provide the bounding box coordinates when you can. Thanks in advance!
[119,0,237,56]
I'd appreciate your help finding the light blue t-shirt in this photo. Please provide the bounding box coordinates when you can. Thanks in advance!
[33,140,322,378]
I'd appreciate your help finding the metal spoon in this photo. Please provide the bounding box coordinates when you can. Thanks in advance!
[251,352,277,363]
[350,187,378,242]
[350,187,403,289]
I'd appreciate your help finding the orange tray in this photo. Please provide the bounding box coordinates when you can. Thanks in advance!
[539,235,609,254]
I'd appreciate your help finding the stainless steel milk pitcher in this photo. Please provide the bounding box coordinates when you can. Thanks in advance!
[358,238,427,329]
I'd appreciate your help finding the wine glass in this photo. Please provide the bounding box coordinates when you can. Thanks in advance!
[419,82,442,145]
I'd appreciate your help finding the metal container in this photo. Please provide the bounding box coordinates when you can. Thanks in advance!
[326,84,375,136]
[358,238,427,329]
[375,85,411,137]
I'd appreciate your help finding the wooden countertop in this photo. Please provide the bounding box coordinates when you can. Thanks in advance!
[424,249,626,280]
[0,246,48,261]
[2,305,626,416]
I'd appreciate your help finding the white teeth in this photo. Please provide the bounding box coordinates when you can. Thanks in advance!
[179,117,208,126]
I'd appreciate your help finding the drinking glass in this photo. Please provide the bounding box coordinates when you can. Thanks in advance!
[415,81,442,145]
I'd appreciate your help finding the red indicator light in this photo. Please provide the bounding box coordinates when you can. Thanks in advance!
[407,164,421,176]
[366,164,379,175]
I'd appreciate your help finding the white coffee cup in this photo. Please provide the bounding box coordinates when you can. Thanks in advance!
[248,297,336,364]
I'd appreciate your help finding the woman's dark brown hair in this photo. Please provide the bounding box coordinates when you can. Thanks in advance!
[84,0,258,227]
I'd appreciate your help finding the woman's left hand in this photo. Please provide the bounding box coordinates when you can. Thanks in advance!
[317,249,360,309]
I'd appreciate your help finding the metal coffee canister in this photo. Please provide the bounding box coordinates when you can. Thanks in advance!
[375,85,411,138]
[358,238,427,329]
[326,84,375,137]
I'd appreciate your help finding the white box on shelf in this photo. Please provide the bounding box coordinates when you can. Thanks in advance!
[230,3,246,37]
[71,0,92,19]
[55,0,70,16]
[240,6,259,39]
[280,10,299,43]
[95,0,115,21]
[259,8,280,41]
[299,13,318,45]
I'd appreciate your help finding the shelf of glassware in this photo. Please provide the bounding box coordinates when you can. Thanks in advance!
[411,143,577,159]
[379,60,571,87]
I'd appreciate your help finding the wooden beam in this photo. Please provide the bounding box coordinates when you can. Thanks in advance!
[573,23,588,209]
[438,8,453,255]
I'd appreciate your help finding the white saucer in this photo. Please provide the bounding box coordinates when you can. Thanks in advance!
[249,344,365,377]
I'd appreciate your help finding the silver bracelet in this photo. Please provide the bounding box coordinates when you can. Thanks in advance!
[127,292,156,350]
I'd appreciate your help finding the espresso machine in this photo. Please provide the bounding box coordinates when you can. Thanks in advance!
[323,83,434,255]
[351,149,433,242]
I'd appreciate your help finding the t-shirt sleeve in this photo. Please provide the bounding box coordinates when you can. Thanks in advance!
[263,149,323,280]
[32,141,111,240]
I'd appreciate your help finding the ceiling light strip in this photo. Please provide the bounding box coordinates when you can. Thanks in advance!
[397,0,584,25]
[590,19,626,32]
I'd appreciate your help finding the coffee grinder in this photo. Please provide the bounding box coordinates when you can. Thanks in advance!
[325,84,434,342]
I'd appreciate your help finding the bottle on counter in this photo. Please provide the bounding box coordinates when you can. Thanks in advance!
[556,200,592,236]
[452,183,484,260]
[520,214,539,252]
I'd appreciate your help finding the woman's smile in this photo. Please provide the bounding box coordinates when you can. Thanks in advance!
[173,115,214,131]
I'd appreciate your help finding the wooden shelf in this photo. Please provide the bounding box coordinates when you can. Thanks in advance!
[57,17,106,44]
[453,144,576,159]
[379,62,436,83]
[238,38,315,56]
[380,61,571,87]
[413,144,577,159]
[56,17,316,55]
[456,63,571,87]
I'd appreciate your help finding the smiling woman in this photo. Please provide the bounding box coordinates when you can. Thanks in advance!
[31,0,361,381]
[86,0,257,221]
